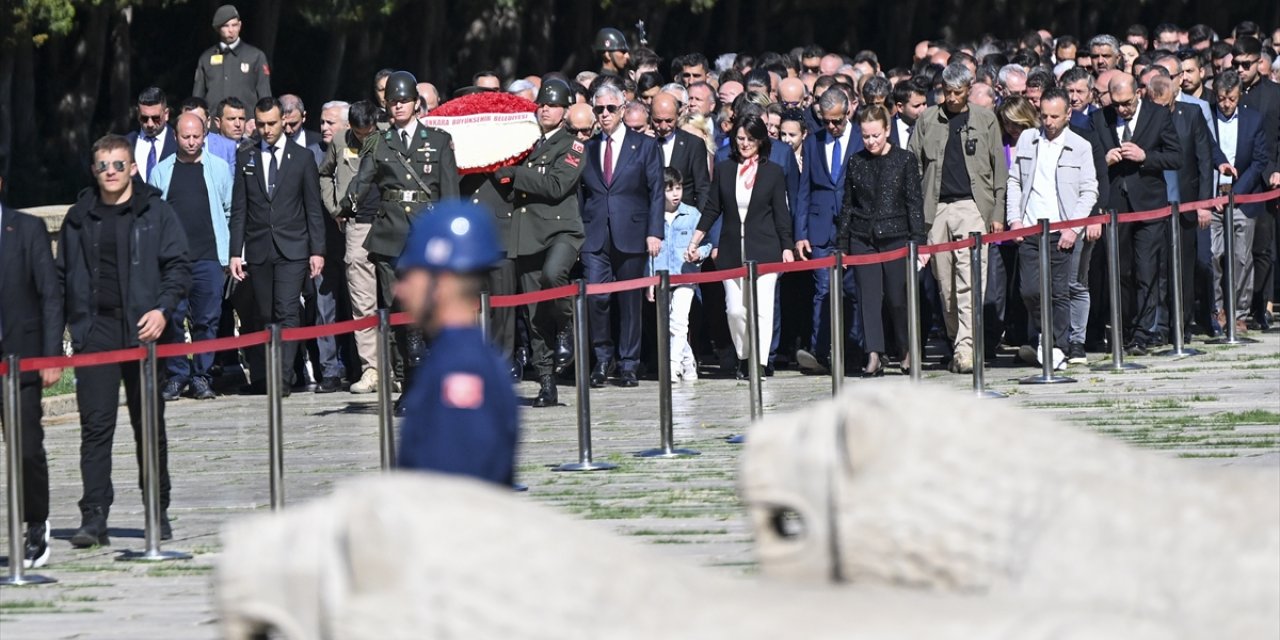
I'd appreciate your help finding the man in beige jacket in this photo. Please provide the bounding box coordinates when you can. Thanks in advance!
[908,62,1008,373]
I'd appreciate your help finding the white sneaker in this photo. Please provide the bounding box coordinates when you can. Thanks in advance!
[681,360,699,380]
[1051,348,1067,371]
[349,368,378,394]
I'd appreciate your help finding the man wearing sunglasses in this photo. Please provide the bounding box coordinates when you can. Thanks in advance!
[58,134,191,548]
[1231,37,1280,331]
[127,87,177,185]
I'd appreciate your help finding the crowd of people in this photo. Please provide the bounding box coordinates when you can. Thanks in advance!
[2,3,1279,569]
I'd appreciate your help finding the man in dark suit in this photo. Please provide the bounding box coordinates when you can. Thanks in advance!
[229,97,326,392]
[0,182,63,569]
[651,93,710,209]
[127,86,178,184]
[793,88,863,373]
[1207,70,1272,334]
[1088,72,1182,354]
[889,80,928,148]
[578,83,664,387]
[281,94,325,166]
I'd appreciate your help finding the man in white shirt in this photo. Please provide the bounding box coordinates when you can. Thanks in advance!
[130,87,176,184]
[1007,89,1099,369]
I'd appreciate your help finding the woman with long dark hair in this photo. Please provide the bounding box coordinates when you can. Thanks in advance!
[685,114,794,379]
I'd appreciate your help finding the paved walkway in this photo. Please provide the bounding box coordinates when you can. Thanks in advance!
[2,334,1277,638]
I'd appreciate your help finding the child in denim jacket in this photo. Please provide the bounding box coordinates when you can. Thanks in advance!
[649,168,711,381]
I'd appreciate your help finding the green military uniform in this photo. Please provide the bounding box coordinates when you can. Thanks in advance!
[352,124,460,258]
[193,42,272,112]
[463,171,517,363]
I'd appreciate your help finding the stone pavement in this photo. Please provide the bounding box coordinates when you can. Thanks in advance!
[1,334,1277,638]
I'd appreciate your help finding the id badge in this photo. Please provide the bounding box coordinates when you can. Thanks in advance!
[210,54,224,65]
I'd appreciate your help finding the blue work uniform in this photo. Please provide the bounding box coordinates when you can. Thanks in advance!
[397,325,519,486]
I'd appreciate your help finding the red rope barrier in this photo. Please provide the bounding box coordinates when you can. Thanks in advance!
[9,189,1275,372]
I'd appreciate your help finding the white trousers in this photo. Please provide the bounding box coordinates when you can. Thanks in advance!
[668,286,697,369]
[724,272,779,362]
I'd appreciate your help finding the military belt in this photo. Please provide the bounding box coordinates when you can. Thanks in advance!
[383,189,431,204]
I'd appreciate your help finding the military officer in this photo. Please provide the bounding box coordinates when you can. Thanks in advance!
[193,5,272,114]
[493,80,587,407]
[594,28,631,78]
[460,139,518,377]
[347,70,459,412]
[395,201,517,487]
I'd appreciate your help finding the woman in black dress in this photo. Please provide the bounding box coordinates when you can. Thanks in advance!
[837,105,925,376]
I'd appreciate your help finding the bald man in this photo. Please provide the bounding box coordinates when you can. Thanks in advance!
[717,80,744,107]
[417,82,440,112]
[1095,69,1119,107]
[1088,71,1182,354]
[969,82,997,108]
[566,103,596,142]
[147,112,234,400]
[779,77,808,109]
[651,92,710,209]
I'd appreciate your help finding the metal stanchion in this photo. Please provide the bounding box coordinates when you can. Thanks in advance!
[478,290,491,339]
[1093,209,1146,372]
[638,271,699,459]
[1,355,56,584]
[745,261,763,420]
[1209,186,1257,345]
[266,324,286,508]
[1021,220,1076,385]
[969,233,1005,397]
[376,309,395,470]
[829,251,845,394]
[555,280,615,471]
[119,343,191,562]
[1159,202,1203,357]
[905,242,923,382]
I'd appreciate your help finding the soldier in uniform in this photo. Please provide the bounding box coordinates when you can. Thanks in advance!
[594,28,631,78]
[193,5,272,114]
[493,81,587,407]
[347,71,459,413]
[395,201,517,487]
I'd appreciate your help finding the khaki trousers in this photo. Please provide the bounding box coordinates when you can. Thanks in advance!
[345,221,379,372]
[928,199,987,362]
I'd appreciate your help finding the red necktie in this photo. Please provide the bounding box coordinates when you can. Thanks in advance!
[603,135,614,186]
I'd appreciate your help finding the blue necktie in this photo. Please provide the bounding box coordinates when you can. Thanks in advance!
[831,136,843,182]
[146,137,158,179]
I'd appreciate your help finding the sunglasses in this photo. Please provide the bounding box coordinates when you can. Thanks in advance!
[679,72,702,78]
[94,160,129,174]
[139,114,165,123]
[592,104,620,115]
[781,100,804,109]
[803,65,821,74]
[1233,58,1258,69]
[566,126,593,135]
[652,117,676,124]
[820,117,847,126]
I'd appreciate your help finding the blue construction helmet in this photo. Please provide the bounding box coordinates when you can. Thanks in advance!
[398,200,503,274]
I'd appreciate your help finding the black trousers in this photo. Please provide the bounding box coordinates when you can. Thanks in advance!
[244,257,307,386]
[1019,233,1072,352]
[517,241,578,378]
[582,245,646,371]
[1118,219,1166,346]
[1252,208,1276,319]
[489,257,518,361]
[76,315,170,513]
[848,236,908,357]
[0,361,48,524]
[1166,212,1198,334]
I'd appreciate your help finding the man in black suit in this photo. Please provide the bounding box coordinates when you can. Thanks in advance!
[280,94,325,166]
[230,97,326,393]
[126,86,178,185]
[578,83,664,387]
[0,177,63,568]
[1088,72,1182,354]
[651,93,710,209]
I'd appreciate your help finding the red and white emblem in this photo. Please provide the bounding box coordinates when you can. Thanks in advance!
[441,373,484,409]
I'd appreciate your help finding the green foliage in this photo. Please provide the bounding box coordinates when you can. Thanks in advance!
[296,0,403,27]
[9,0,78,43]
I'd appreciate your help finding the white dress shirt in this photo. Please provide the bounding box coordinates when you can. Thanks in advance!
[895,118,912,147]
[1026,130,1066,220]
[134,126,169,183]
[824,125,853,176]
[1214,110,1239,186]
[1115,100,1142,144]
[660,132,677,166]
[600,125,626,176]
[260,136,287,191]
[395,119,419,148]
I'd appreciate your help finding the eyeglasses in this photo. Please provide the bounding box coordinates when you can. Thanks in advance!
[1233,58,1258,69]
[592,104,620,115]
[651,117,676,124]
[94,160,128,174]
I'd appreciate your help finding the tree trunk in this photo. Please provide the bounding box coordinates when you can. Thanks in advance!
[319,30,347,103]
[250,0,284,62]
[49,3,111,189]
[109,7,134,134]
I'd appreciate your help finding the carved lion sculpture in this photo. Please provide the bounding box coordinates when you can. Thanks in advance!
[741,381,1280,639]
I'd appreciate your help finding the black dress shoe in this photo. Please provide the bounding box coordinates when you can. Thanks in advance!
[736,360,749,380]
[71,507,110,548]
[239,381,267,395]
[394,394,408,417]
[190,377,217,400]
[553,329,574,372]
[532,375,558,407]
[590,361,612,388]
[617,370,639,387]
[161,379,185,401]
[510,362,523,382]
[160,512,173,541]
[316,377,342,393]
[764,363,775,377]
[514,345,530,370]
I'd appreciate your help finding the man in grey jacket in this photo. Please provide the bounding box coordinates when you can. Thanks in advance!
[908,62,1008,374]
[1007,89,1099,370]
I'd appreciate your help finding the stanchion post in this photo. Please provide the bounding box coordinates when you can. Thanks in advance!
[1209,184,1257,345]
[118,343,191,562]
[829,251,845,395]
[555,280,615,471]
[905,242,923,382]
[969,233,1005,397]
[266,324,286,508]
[1,355,56,584]
[1021,220,1076,385]
[1093,209,1146,372]
[376,309,395,470]
[638,271,699,458]
[478,290,491,339]
[745,261,763,420]
[1159,202,1203,356]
